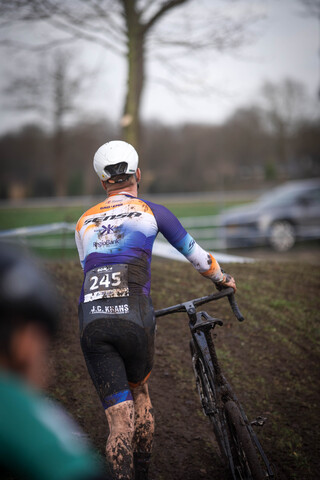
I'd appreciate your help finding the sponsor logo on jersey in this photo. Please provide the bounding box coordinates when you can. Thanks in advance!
[96,224,116,235]
[96,266,113,273]
[100,203,123,210]
[90,304,129,315]
[93,239,120,249]
[189,239,195,250]
[84,212,142,226]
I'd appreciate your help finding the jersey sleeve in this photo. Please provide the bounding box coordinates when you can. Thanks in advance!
[75,219,85,269]
[146,201,224,283]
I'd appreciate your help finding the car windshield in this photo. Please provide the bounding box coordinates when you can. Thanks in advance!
[257,184,312,208]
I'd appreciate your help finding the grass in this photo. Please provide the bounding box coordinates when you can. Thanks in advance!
[0,199,237,260]
[161,201,238,217]
[0,199,241,230]
[0,206,84,230]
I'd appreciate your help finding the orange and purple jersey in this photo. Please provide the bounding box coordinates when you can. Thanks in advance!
[75,193,223,302]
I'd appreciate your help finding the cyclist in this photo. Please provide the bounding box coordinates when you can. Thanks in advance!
[0,244,107,480]
[75,140,236,480]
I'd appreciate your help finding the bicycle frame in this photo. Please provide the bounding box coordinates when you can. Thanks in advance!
[155,287,240,399]
[155,288,275,479]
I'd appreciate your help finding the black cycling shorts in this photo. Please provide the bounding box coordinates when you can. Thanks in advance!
[78,295,155,410]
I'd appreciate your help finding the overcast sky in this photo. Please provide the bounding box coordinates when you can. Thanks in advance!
[142,0,320,124]
[0,0,319,132]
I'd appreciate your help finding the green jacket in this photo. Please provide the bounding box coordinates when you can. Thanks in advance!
[0,371,104,480]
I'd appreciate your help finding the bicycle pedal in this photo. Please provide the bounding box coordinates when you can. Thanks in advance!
[250,416,267,427]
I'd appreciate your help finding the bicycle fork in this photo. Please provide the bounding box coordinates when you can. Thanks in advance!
[188,308,233,458]
[187,309,275,479]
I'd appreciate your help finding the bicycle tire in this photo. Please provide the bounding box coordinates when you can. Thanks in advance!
[190,339,230,461]
[225,400,266,480]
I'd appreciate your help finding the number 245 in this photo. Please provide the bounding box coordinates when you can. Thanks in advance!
[90,272,121,290]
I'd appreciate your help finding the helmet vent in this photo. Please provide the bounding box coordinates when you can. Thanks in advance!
[104,162,128,178]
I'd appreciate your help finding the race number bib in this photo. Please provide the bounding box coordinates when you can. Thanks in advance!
[83,265,129,303]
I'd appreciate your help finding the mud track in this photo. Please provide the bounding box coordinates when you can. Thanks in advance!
[46,256,320,480]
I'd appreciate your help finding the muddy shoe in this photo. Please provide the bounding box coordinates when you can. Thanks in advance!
[134,452,151,480]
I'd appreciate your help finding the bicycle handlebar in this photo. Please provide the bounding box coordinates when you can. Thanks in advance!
[227,292,244,322]
[155,287,244,322]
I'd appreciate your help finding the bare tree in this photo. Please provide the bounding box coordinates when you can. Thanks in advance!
[0,0,260,155]
[3,49,87,195]
[260,78,312,175]
[297,0,320,98]
[261,79,310,133]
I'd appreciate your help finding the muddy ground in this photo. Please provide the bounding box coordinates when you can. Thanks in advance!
[46,253,320,480]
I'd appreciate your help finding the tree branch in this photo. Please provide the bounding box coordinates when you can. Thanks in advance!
[41,0,127,46]
[0,0,127,54]
[45,15,126,55]
[0,36,77,52]
[142,0,189,33]
[90,0,127,37]
[42,0,127,44]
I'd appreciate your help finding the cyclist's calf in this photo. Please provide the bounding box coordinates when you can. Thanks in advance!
[132,383,154,453]
[105,400,135,480]
[104,384,154,480]
[132,383,154,480]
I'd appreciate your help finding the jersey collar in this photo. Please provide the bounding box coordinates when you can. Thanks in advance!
[108,191,136,198]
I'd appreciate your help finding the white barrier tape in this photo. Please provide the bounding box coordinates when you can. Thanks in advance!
[0,222,76,238]
[153,240,254,264]
[0,223,254,263]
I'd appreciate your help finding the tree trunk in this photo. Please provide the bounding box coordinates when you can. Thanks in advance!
[121,1,145,154]
[53,127,66,196]
[52,54,68,197]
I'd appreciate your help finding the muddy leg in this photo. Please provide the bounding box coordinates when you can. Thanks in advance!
[105,400,135,480]
[131,384,154,480]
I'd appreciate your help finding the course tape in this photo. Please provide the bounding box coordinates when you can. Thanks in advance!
[0,223,254,263]
[0,222,75,238]
[153,240,254,264]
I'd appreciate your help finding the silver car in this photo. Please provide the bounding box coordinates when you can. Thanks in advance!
[220,179,320,251]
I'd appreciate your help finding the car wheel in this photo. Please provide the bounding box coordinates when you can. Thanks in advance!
[269,220,295,252]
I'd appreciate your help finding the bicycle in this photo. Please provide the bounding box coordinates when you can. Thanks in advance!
[155,287,275,480]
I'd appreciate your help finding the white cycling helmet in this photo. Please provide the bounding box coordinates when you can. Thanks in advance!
[93,140,139,182]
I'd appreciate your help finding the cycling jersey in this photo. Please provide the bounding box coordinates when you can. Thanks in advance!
[75,193,224,410]
[75,193,223,301]
[0,371,105,480]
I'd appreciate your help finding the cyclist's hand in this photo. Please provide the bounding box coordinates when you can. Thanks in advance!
[215,274,237,292]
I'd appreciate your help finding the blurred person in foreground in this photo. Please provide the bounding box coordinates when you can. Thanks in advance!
[75,140,236,480]
[0,244,108,480]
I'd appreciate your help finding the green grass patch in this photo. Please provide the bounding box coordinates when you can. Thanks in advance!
[0,199,236,260]
[0,199,242,231]
[163,200,238,217]
[0,206,85,230]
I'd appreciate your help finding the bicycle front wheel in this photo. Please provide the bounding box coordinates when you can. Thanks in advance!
[225,400,266,480]
[190,339,230,461]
